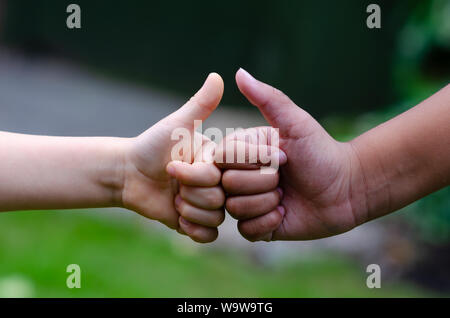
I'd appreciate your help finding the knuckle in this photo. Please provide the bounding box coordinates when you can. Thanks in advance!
[205,187,225,208]
[177,167,189,181]
[237,221,258,241]
[263,173,279,189]
[222,170,237,192]
[179,185,188,199]
[272,87,290,103]
[191,228,218,243]
[208,167,222,185]
[273,87,284,97]
[225,198,242,219]
[265,211,282,229]
[176,200,190,217]
[194,163,221,185]
[215,211,226,226]
[209,210,226,227]
[238,225,258,242]
[214,150,226,165]
[269,190,281,205]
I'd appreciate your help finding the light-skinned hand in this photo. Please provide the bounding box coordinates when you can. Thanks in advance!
[123,73,225,242]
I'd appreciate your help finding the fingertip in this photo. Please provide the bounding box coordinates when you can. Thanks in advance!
[200,72,224,105]
[276,187,283,199]
[235,70,299,132]
[208,72,224,88]
[279,150,287,165]
[193,162,222,186]
[166,161,178,178]
[277,205,285,217]
[179,216,219,243]
[236,68,256,95]
[177,72,224,123]
[236,68,255,84]
[178,216,192,234]
[174,194,183,208]
[235,68,270,111]
[237,208,283,242]
[179,216,189,225]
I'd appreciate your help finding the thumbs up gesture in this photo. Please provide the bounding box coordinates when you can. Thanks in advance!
[122,73,226,242]
[216,69,366,241]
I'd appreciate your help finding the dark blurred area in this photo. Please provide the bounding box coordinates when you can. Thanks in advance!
[1,0,436,117]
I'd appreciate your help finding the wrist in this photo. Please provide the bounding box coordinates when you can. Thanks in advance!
[95,137,132,208]
[347,136,391,223]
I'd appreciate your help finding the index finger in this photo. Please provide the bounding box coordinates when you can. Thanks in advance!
[214,140,287,169]
[166,161,221,186]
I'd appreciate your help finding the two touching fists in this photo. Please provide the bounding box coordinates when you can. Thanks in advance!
[121,69,364,243]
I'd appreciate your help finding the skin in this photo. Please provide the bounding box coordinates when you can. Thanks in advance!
[0,73,226,243]
[2,69,449,244]
[218,68,450,242]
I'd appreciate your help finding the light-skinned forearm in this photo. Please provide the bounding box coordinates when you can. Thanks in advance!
[350,84,450,221]
[0,132,128,211]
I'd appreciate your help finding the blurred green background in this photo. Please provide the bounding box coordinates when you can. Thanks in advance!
[0,0,449,297]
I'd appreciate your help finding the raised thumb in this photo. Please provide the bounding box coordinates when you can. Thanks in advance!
[235,68,305,132]
[169,72,224,126]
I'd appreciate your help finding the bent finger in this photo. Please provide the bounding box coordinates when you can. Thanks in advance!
[179,216,219,243]
[167,161,221,186]
[237,207,284,242]
[222,169,279,195]
[215,140,286,169]
[180,185,225,210]
[175,195,225,227]
[226,189,281,220]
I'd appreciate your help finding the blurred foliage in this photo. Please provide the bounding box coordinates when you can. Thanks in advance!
[2,0,421,118]
[0,210,431,297]
[394,0,450,100]
[408,187,450,243]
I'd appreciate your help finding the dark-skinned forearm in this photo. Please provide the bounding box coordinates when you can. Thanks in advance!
[349,84,450,221]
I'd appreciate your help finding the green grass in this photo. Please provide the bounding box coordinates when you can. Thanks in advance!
[0,210,431,297]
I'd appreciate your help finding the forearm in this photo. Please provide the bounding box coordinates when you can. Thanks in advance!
[0,132,127,211]
[350,84,450,221]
